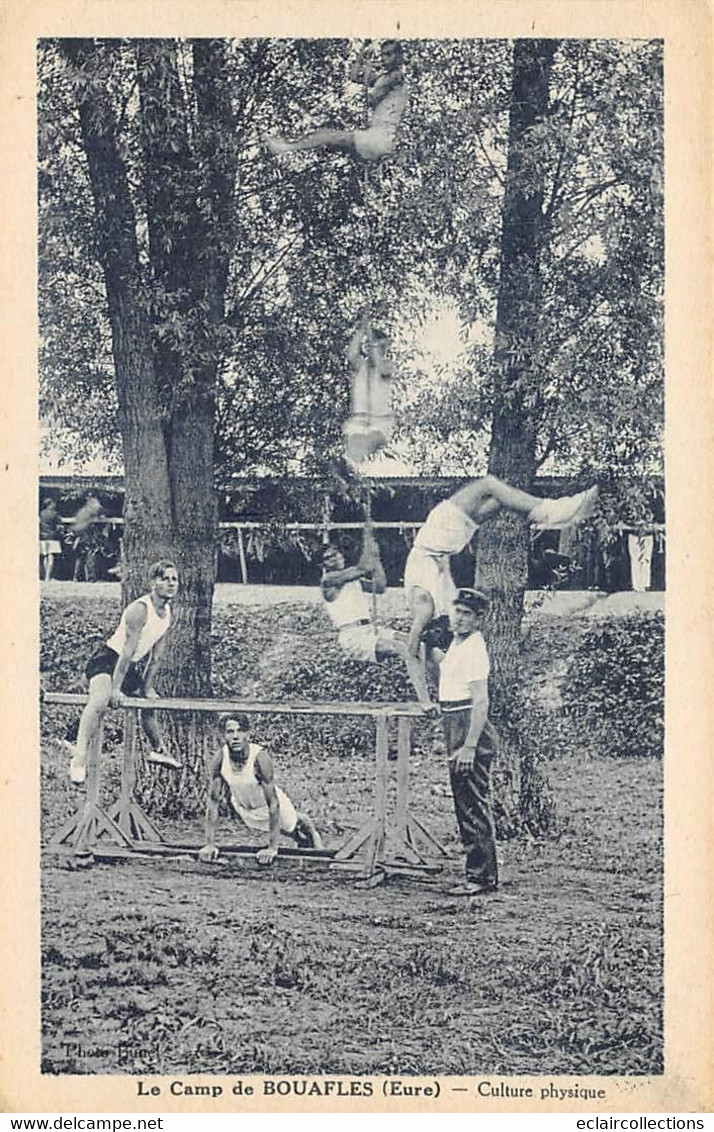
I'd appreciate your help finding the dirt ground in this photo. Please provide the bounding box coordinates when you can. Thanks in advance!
[41,737,662,1078]
[39,586,663,1078]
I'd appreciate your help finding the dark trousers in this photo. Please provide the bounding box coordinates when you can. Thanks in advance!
[441,709,499,886]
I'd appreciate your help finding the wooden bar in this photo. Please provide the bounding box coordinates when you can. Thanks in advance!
[44,693,426,718]
[120,711,137,810]
[396,716,411,843]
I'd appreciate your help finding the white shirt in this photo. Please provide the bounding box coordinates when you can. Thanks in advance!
[439,630,490,702]
[105,594,171,663]
[323,579,371,629]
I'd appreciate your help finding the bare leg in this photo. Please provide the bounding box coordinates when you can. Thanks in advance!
[378,629,439,714]
[140,708,163,752]
[141,708,181,769]
[266,128,356,157]
[452,475,598,529]
[451,475,542,523]
[72,674,111,781]
[376,593,437,713]
[290,813,323,849]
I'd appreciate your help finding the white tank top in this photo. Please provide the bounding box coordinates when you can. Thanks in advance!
[413,499,477,556]
[220,744,269,812]
[324,579,371,629]
[105,594,171,663]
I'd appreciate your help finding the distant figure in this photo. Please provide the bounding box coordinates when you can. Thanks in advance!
[266,40,408,163]
[343,313,395,467]
[69,495,103,581]
[628,532,654,592]
[199,714,323,866]
[39,498,62,581]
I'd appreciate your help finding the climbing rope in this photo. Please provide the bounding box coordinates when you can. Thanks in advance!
[363,482,379,628]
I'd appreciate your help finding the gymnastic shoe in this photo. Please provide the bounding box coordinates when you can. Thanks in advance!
[145,749,181,770]
[528,485,599,531]
[447,879,498,897]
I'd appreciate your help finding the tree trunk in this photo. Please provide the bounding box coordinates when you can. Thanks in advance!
[60,39,238,814]
[476,39,559,836]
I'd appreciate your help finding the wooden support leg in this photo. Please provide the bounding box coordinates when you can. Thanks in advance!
[395,715,410,844]
[378,715,442,873]
[107,709,163,843]
[49,718,131,854]
[406,813,450,858]
[332,713,388,878]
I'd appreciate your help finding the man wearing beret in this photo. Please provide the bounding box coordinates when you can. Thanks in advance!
[433,587,500,896]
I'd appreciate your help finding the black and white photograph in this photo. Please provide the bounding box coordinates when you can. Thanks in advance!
[1,0,712,1117]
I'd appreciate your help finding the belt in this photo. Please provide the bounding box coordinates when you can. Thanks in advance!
[338,619,371,630]
[439,698,471,713]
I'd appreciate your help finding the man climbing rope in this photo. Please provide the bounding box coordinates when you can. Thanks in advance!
[321,532,437,715]
[198,713,323,866]
[405,477,599,663]
[343,312,395,467]
[266,40,408,162]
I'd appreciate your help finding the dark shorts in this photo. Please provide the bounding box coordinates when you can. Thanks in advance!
[84,645,145,696]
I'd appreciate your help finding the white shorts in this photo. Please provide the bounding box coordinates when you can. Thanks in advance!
[338,623,380,663]
[233,786,297,835]
[40,540,62,555]
[404,547,457,619]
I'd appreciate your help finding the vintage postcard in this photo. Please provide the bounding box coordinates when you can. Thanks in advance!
[1,0,712,1118]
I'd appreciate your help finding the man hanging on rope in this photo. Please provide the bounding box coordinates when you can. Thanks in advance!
[321,531,438,715]
[405,477,599,663]
[344,312,395,467]
[198,713,323,866]
[266,40,408,162]
[65,559,182,784]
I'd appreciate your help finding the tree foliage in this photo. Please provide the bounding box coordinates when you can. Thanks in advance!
[40,37,663,496]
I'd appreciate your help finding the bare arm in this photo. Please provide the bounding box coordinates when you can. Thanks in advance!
[346,312,370,366]
[406,589,435,660]
[254,750,281,864]
[198,753,226,861]
[349,43,379,85]
[451,680,489,773]
[143,629,169,695]
[360,558,386,594]
[358,531,386,594]
[322,565,372,602]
